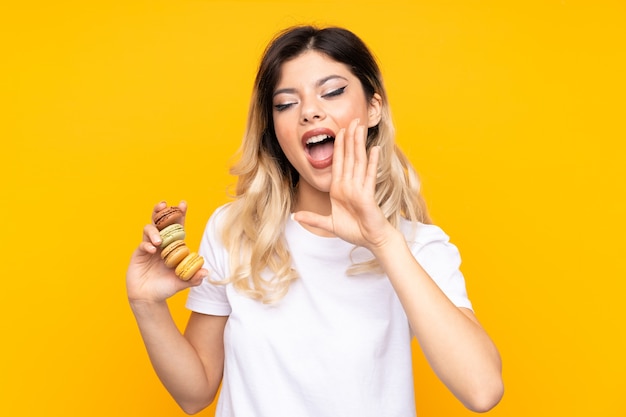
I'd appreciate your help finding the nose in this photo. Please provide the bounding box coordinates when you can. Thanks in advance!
[300,99,325,124]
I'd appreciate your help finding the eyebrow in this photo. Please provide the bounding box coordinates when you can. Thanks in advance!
[272,75,349,98]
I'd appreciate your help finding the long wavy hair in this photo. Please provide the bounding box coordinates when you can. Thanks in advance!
[220,25,430,302]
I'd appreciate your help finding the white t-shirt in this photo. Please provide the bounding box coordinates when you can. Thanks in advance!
[186,205,472,417]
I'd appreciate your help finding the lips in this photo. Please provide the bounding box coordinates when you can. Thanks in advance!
[302,128,336,169]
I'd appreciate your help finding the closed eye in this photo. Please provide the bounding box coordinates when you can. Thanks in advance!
[323,86,347,98]
[274,102,296,112]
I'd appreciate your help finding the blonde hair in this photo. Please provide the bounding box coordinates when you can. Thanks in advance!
[219,26,430,303]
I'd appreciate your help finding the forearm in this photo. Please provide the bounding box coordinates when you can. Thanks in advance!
[130,301,219,413]
[371,230,503,412]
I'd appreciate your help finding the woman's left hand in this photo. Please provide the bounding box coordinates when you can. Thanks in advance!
[294,118,397,251]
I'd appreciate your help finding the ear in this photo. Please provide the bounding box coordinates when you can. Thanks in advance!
[367,93,383,127]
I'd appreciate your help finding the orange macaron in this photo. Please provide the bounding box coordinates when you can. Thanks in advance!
[160,240,190,268]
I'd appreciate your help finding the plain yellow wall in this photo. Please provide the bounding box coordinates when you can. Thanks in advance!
[2,1,625,416]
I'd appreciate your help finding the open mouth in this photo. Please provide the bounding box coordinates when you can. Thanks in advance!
[305,134,335,162]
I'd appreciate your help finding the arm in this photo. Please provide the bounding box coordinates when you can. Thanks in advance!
[294,120,503,411]
[126,201,226,414]
[129,303,226,414]
[369,229,503,412]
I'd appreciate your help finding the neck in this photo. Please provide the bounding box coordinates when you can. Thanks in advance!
[294,181,331,215]
[293,183,335,237]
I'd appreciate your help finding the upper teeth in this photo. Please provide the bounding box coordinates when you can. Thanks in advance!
[306,134,332,145]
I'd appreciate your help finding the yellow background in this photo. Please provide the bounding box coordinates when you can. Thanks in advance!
[2,1,625,416]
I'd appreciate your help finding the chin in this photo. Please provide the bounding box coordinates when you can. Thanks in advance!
[298,176,332,195]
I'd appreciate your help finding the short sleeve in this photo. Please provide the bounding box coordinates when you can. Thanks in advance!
[185,205,232,316]
[406,222,473,310]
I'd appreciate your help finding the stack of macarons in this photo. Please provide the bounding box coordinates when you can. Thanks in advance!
[153,206,204,281]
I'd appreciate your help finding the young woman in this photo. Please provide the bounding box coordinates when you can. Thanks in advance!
[126,25,503,416]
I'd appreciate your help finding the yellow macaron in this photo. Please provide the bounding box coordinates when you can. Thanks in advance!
[175,252,204,281]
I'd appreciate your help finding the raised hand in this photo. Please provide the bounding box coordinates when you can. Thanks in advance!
[126,201,207,304]
[294,119,397,251]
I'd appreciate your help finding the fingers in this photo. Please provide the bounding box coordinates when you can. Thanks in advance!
[177,200,188,227]
[333,118,371,186]
[364,145,380,191]
[153,200,167,214]
[151,200,187,218]
[138,239,159,255]
[332,128,345,180]
[143,199,189,253]
[342,119,358,179]
[187,268,209,287]
[352,124,368,184]
[292,211,334,235]
[152,200,188,227]
[143,223,162,247]
[148,200,206,281]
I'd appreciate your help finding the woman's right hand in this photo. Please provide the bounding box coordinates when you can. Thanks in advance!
[126,201,208,305]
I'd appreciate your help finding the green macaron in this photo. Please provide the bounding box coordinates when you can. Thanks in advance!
[159,223,185,249]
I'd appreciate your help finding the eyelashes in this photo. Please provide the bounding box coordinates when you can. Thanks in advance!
[274,103,294,112]
[322,86,346,98]
[273,86,347,112]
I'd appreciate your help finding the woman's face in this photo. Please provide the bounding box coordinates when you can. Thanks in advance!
[272,50,381,198]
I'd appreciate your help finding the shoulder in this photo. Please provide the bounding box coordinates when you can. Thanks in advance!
[203,203,232,234]
[198,203,234,253]
[399,217,452,248]
[398,218,462,266]
[208,203,232,224]
[399,218,472,308]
